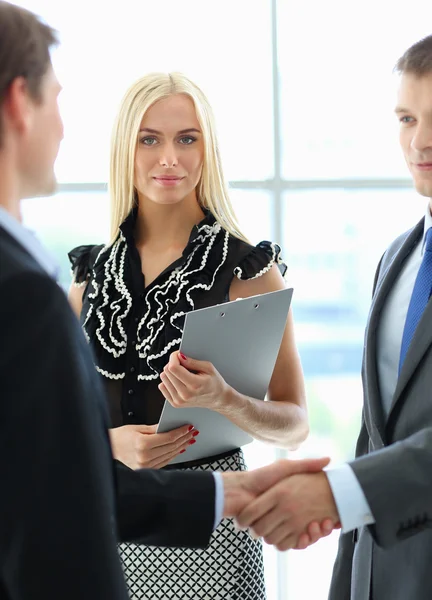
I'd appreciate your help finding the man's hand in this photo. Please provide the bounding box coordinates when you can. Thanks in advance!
[295,518,341,550]
[235,470,340,551]
[220,457,330,518]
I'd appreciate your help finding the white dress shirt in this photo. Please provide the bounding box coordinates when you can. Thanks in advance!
[0,205,224,529]
[326,203,432,533]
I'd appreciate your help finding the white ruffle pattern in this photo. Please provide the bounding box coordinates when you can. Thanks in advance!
[82,222,229,381]
[233,241,281,281]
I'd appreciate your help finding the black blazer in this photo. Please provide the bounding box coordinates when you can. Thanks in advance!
[0,226,215,600]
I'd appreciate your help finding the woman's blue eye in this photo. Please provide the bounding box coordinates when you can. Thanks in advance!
[400,116,414,124]
[179,136,196,145]
[141,137,157,145]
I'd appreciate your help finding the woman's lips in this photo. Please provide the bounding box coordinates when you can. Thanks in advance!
[153,176,184,186]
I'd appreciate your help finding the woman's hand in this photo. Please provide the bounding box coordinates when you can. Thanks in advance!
[109,423,199,470]
[159,351,229,411]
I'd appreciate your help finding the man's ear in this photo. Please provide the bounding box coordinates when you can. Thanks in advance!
[3,77,34,136]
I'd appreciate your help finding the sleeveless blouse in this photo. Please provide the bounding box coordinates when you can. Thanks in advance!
[69,209,286,433]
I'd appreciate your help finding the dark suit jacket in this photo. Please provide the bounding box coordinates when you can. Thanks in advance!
[0,226,215,600]
[329,217,432,600]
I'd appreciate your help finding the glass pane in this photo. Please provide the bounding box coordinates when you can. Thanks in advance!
[284,188,426,330]
[21,187,273,287]
[17,0,273,183]
[279,188,427,599]
[230,189,273,244]
[21,191,109,289]
[278,0,432,179]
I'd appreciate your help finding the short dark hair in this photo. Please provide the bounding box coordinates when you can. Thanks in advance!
[0,1,58,143]
[395,35,432,76]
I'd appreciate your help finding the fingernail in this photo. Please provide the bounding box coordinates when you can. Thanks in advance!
[180,449,186,454]
[189,439,196,445]
[179,353,187,361]
[188,425,194,432]
[192,430,200,437]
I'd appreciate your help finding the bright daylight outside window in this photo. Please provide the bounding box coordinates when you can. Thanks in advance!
[16,0,432,598]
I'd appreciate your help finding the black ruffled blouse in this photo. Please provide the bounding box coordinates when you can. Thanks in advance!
[69,209,286,433]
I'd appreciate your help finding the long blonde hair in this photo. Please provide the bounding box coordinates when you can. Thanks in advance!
[108,72,248,244]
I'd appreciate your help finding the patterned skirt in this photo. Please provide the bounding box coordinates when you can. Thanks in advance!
[118,449,266,600]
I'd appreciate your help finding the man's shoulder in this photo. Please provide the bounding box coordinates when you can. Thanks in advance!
[383,219,423,266]
[0,231,68,320]
[371,220,423,295]
[389,225,418,252]
[0,268,68,324]
[0,225,44,284]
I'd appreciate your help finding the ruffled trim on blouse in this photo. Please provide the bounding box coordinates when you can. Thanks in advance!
[73,218,231,381]
[68,215,287,383]
[68,244,105,287]
[234,241,287,280]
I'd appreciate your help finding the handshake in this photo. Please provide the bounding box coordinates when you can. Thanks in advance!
[220,457,340,551]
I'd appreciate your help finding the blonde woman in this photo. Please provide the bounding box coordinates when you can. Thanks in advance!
[69,73,309,600]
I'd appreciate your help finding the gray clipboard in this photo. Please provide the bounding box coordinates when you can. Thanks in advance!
[157,287,293,464]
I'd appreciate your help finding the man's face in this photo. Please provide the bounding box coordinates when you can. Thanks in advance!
[19,66,64,199]
[396,72,432,200]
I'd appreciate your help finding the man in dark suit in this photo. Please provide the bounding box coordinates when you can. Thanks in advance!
[236,35,432,600]
[0,3,330,599]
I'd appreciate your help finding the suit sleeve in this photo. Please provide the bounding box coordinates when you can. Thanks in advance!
[349,427,432,548]
[114,461,215,547]
[0,273,129,600]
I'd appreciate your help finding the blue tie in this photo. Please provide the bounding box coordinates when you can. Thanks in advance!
[399,227,432,373]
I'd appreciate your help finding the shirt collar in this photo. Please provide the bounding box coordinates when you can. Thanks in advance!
[422,203,432,255]
[0,206,59,280]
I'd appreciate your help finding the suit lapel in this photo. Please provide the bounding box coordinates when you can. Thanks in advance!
[389,279,432,425]
[363,223,423,444]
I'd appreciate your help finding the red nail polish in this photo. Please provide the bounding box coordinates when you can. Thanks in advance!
[189,439,196,445]
[180,449,186,454]
[180,352,187,361]
[188,425,194,432]
[192,430,199,437]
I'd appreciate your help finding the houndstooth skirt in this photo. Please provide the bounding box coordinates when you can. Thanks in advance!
[119,449,266,600]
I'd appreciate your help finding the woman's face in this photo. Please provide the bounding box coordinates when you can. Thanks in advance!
[134,94,204,207]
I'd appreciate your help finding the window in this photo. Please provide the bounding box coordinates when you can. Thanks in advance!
[17,0,432,597]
